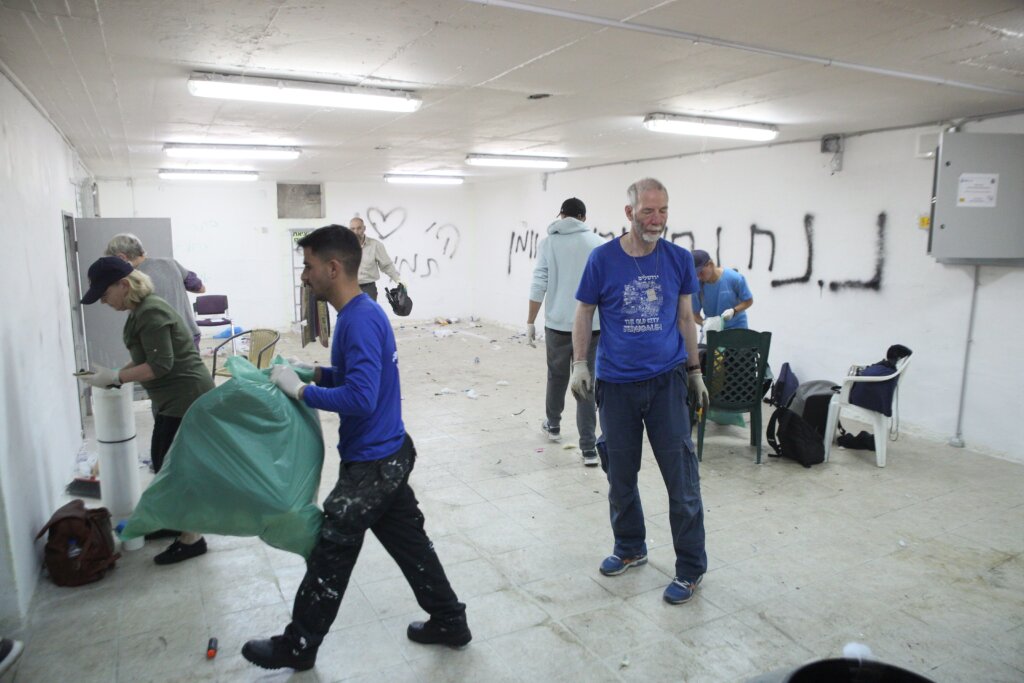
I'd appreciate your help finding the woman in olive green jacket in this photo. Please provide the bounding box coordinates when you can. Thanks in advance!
[79,256,213,565]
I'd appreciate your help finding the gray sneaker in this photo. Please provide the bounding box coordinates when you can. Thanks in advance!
[541,420,562,442]
[581,449,599,467]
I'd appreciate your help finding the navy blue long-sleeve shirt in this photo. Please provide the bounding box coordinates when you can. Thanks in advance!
[302,293,405,462]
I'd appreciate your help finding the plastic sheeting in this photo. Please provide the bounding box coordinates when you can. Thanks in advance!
[122,356,324,558]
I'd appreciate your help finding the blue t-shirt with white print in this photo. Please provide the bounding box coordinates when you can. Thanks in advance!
[576,237,699,382]
[692,267,753,330]
[302,293,405,462]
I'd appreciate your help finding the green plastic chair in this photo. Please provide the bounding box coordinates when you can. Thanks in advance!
[697,329,772,463]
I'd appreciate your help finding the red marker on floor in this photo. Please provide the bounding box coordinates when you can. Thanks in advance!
[206,637,218,659]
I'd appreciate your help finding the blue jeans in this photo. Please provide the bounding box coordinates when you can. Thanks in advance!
[595,365,707,581]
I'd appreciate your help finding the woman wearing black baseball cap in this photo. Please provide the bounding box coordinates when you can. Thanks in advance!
[78,256,214,565]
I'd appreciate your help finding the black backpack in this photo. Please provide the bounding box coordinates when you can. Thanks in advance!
[788,380,838,437]
[766,407,825,468]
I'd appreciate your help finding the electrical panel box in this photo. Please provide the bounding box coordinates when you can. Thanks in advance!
[929,132,1024,265]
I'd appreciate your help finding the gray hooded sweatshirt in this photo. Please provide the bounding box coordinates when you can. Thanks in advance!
[529,217,604,332]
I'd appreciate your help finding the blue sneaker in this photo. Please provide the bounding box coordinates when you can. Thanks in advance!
[599,553,648,576]
[663,575,703,604]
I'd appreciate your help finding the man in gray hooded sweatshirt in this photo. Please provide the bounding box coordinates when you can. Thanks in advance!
[527,197,604,466]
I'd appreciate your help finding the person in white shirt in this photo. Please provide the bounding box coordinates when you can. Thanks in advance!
[349,216,402,301]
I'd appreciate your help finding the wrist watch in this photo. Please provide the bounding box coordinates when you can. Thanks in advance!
[686,364,701,373]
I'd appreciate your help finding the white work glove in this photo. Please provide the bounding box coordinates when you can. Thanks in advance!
[286,357,317,383]
[688,370,709,412]
[702,315,724,332]
[79,366,121,389]
[569,361,592,400]
[271,365,306,400]
[526,323,536,348]
[722,308,735,322]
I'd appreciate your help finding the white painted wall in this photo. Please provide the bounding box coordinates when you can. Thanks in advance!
[474,117,1024,462]
[96,180,478,330]
[0,73,85,628]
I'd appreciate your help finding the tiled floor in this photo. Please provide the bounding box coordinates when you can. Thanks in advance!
[5,320,1024,682]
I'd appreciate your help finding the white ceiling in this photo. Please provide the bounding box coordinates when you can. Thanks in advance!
[1,0,1022,183]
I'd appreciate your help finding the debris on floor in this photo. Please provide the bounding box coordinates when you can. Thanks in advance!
[513,409,525,415]
[433,329,454,338]
[434,387,456,396]
[562,444,576,450]
[465,389,479,399]
[619,656,630,669]
[535,447,544,453]
[496,380,510,386]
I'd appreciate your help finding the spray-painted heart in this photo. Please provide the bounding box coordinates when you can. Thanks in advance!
[366,207,407,240]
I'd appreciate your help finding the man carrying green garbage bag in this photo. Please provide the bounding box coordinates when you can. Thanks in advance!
[242,225,470,673]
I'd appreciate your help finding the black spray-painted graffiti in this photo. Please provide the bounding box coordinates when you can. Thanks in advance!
[595,226,628,240]
[425,222,461,258]
[508,229,540,274]
[770,214,812,288]
[749,223,776,272]
[366,207,406,239]
[365,206,460,279]
[506,210,885,295]
[395,254,440,279]
[670,231,694,251]
[829,212,885,291]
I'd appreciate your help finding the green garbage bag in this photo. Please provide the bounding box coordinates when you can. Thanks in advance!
[122,356,324,557]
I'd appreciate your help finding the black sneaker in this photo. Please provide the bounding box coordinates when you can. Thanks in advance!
[540,420,562,443]
[407,618,472,648]
[144,528,181,540]
[242,636,316,671]
[153,537,207,565]
[0,638,24,677]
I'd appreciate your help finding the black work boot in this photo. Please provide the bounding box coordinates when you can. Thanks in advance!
[241,635,316,671]
[407,617,472,648]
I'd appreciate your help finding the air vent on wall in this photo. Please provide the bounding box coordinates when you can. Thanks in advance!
[277,183,324,219]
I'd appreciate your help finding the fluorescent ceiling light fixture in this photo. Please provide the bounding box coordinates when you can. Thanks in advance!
[465,153,569,169]
[188,72,422,112]
[158,169,259,181]
[383,174,463,185]
[163,143,301,160]
[643,113,778,142]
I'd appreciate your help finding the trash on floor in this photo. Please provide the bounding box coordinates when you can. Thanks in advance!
[465,389,479,399]
[496,380,510,386]
[513,409,525,415]
[534,447,544,453]
[433,329,454,338]
[562,444,576,450]
[619,656,630,669]
[434,387,457,396]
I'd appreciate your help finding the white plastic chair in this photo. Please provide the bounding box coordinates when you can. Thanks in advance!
[823,356,911,467]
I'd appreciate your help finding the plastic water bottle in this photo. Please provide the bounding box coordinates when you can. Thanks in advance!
[67,539,82,559]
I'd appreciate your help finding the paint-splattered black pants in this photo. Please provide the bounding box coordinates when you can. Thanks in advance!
[284,434,465,650]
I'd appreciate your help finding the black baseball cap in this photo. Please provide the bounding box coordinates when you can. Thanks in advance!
[81,256,133,304]
[559,197,586,219]
[692,250,711,269]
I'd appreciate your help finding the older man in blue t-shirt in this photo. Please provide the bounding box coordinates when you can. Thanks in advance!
[570,178,710,606]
